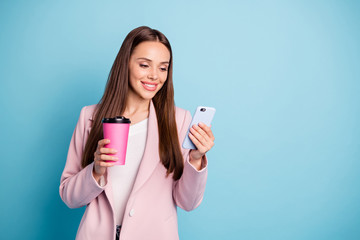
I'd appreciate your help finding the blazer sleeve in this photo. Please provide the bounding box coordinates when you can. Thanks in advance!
[173,110,208,211]
[59,106,106,209]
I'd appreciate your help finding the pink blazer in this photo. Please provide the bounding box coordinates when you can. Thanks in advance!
[59,101,208,240]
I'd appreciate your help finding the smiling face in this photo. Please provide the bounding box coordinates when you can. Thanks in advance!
[128,41,171,102]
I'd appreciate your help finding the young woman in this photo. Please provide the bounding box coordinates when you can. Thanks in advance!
[59,26,215,240]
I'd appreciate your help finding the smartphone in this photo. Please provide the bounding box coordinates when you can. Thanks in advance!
[182,106,216,149]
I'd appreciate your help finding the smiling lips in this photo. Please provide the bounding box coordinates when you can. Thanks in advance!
[141,81,158,91]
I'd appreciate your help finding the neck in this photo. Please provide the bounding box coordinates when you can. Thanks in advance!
[124,91,150,118]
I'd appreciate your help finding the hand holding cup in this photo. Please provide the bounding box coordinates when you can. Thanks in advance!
[92,139,118,181]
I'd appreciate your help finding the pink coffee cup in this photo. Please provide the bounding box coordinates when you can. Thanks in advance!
[102,116,131,165]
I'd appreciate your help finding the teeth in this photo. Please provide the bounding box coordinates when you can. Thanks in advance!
[144,83,155,87]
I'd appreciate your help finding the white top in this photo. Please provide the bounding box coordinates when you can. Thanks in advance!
[108,118,148,226]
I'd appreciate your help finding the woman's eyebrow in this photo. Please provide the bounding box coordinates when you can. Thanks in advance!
[136,57,169,64]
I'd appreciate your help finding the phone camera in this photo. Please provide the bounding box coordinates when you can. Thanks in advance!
[200,108,206,112]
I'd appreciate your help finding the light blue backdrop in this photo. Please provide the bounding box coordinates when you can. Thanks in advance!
[1,0,359,239]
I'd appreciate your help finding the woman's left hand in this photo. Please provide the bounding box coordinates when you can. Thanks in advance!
[188,122,215,169]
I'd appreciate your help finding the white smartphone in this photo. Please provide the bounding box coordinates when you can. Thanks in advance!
[182,106,216,149]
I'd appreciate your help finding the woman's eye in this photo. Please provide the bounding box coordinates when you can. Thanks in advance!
[160,67,168,71]
[140,64,149,68]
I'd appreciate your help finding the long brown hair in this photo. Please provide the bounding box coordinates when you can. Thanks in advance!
[81,26,184,180]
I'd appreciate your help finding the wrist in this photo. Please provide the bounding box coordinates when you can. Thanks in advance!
[92,168,102,183]
[189,153,203,171]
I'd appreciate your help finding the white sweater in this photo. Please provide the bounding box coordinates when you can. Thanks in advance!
[108,118,148,226]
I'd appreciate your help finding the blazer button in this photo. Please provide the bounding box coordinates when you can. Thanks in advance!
[129,209,135,217]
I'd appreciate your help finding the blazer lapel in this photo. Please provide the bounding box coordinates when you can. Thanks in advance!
[131,100,160,194]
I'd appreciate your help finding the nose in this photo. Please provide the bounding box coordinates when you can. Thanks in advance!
[147,68,158,80]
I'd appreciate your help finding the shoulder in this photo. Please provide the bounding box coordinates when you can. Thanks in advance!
[175,106,191,120]
[175,106,192,132]
[80,104,98,121]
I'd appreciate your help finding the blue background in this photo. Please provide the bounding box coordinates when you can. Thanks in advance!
[1,0,359,239]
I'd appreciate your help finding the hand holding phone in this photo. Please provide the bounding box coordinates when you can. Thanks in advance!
[182,106,216,149]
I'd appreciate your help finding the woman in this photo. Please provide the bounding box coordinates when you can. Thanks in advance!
[59,26,215,240]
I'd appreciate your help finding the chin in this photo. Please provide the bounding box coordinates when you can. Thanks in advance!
[139,86,163,100]
[140,92,158,100]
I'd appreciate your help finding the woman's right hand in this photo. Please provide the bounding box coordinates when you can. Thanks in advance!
[92,139,118,182]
